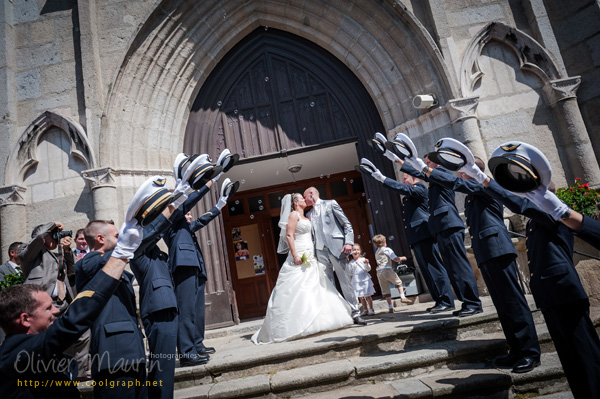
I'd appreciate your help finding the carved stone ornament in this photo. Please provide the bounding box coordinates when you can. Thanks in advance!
[81,167,116,189]
[447,97,480,123]
[0,185,27,207]
[542,77,581,105]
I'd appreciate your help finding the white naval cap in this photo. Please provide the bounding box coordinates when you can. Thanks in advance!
[384,132,416,160]
[426,137,473,171]
[215,149,240,173]
[488,141,552,192]
[126,176,174,227]
[175,153,222,190]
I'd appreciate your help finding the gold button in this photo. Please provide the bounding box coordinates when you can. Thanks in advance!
[526,249,528,252]
[530,273,533,277]
[470,236,474,239]
[528,261,530,264]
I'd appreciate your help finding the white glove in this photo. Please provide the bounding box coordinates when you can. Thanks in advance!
[406,157,427,172]
[212,171,224,183]
[360,158,386,183]
[170,179,191,208]
[112,220,144,259]
[460,163,488,184]
[217,178,232,210]
[524,187,570,220]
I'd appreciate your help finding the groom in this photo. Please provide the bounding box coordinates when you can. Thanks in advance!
[303,187,366,325]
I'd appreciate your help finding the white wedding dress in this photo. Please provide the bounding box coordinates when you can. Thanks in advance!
[251,215,353,344]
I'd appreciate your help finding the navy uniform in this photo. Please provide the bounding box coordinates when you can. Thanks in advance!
[129,214,178,399]
[381,177,454,309]
[429,168,541,367]
[578,215,600,250]
[485,179,600,398]
[401,163,482,313]
[75,251,147,398]
[0,270,122,398]
[164,186,216,360]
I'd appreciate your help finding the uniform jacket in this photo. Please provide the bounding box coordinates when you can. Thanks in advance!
[75,251,145,375]
[401,163,465,234]
[485,180,587,309]
[307,199,354,257]
[382,178,433,246]
[0,270,120,399]
[164,186,217,277]
[18,222,75,300]
[578,215,600,250]
[429,169,517,264]
[130,213,177,318]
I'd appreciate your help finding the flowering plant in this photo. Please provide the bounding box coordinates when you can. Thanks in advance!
[0,267,25,291]
[556,178,600,218]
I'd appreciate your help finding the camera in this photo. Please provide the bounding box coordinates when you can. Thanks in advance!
[52,229,72,241]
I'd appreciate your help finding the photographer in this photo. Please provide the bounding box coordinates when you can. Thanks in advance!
[18,222,75,314]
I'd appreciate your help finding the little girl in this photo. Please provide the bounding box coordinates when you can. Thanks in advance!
[347,243,375,316]
[372,234,413,313]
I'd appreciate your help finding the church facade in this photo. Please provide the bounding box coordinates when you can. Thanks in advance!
[1,0,599,326]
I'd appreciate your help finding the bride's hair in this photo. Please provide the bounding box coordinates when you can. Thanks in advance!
[290,193,301,210]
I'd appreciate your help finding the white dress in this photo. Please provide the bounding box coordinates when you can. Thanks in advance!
[251,215,353,344]
[348,257,375,298]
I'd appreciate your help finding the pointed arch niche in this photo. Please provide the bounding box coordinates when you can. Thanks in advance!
[458,22,600,187]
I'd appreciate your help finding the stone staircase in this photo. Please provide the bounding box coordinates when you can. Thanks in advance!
[168,297,598,399]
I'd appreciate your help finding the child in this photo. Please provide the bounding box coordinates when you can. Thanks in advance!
[346,244,375,316]
[372,234,413,312]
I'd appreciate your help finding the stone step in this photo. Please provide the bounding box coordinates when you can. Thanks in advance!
[174,296,550,389]
[172,299,600,398]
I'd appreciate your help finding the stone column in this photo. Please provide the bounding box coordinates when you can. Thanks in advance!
[82,167,118,221]
[447,96,487,159]
[542,77,600,187]
[0,185,27,263]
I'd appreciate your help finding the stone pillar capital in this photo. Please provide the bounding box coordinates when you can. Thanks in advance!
[82,167,116,190]
[447,96,480,124]
[543,76,581,105]
[0,185,27,207]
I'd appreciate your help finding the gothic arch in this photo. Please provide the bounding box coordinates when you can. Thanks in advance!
[460,22,563,98]
[5,111,95,185]
[101,0,455,171]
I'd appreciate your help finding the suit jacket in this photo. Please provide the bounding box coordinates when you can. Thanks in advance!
[0,261,19,283]
[401,163,465,235]
[130,213,177,318]
[75,251,146,375]
[164,186,217,276]
[307,199,353,257]
[382,178,433,246]
[428,168,517,264]
[0,269,120,398]
[18,222,75,301]
[485,180,587,309]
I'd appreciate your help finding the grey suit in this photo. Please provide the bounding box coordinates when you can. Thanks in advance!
[0,261,19,283]
[18,222,75,312]
[308,199,358,316]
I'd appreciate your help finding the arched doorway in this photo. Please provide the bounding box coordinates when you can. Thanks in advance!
[185,28,410,324]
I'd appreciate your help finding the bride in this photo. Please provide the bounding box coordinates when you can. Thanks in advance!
[251,193,354,344]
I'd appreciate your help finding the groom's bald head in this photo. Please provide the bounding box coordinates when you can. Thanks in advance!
[303,187,319,206]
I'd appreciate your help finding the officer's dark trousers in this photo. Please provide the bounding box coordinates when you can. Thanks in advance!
[173,266,208,355]
[412,238,454,307]
[94,366,147,399]
[435,228,481,310]
[143,308,178,399]
[479,255,540,360]
[542,299,600,399]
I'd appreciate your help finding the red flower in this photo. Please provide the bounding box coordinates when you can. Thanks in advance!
[575,177,581,181]
[583,184,589,189]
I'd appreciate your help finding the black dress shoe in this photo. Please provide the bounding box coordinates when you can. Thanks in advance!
[512,357,540,373]
[353,315,367,326]
[179,353,209,367]
[429,304,456,314]
[452,308,483,317]
[493,353,519,367]
[198,347,216,355]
